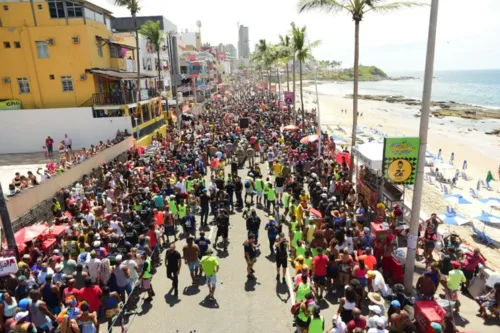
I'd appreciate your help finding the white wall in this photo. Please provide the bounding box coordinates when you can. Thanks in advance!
[0,107,133,154]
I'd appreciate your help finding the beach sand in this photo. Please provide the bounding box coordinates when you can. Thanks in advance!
[291,82,500,266]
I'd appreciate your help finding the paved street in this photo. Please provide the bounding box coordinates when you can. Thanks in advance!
[107,164,499,333]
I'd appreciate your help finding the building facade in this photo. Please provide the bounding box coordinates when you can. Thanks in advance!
[0,0,166,146]
[225,44,237,59]
[179,30,201,50]
[238,25,249,59]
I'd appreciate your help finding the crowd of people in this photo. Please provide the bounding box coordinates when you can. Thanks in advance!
[6,131,129,198]
[0,80,498,333]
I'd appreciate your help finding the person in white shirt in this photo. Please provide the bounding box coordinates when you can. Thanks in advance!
[63,134,72,152]
[367,317,388,333]
[367,270,391,297]
[330,314,347,333]
[123,252,140,288]
[84,251,101,283]
[85,211,95,227]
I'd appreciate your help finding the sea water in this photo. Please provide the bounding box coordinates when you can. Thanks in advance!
[317,69,500,109]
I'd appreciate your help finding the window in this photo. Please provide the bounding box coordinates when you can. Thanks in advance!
[14,41,20,48]
[61,76,74,92]
[65,1,83,18]
[110,45,121,58]
[17,78,30,94]
[97,41,103,57]
[3,5,8,11]
[38,4,42,10]
[48,0,64,18]
[36,41,49,58]
[3,42,10,48]
[49,75,55,80]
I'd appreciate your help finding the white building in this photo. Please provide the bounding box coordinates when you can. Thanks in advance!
[180,30,201,49]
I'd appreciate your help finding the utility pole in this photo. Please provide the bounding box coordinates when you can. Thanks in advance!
[404,0,440,291]
[0,182,18,259]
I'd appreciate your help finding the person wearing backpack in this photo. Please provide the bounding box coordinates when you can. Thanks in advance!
[294,293,315,333]
[274,234,288,284]
[244,177,255,205]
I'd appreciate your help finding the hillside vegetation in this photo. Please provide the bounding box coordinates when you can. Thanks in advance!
[304,65,389,81]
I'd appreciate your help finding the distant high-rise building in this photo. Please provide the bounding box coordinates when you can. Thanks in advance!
[238,25,249,59]
[225,44,237,59]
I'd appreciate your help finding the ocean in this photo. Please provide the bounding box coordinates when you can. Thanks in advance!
[316,69,500,109]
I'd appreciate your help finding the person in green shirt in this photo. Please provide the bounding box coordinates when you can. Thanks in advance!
[283,192,291,213]
[266,183,276,216]
[308,305,324,333]
[446,261,466,312]
[168,195,178,219]
[263,177,270,208]
[178,201,187,220]
[255,176,264,207]
[200,248,220,300]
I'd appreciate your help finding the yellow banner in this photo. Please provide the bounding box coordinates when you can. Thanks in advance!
[0,99,21,110]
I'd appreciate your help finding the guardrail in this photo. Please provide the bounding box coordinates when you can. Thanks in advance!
[4,137,134,222]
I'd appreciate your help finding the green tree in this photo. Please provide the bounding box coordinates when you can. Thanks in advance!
[111,0,141,101]
[252,39,270,84]
[278,34,293,92]
[298,0,426,180]
[139,20,165,94]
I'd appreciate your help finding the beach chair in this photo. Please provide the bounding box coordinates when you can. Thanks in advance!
[481,180,493,191]
[450,207,457,215]
[471,224,487,243]
[446,206,452,214]
[470,188,480,198]
[443,185,451,194]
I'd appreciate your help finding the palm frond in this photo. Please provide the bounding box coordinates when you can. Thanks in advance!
[298,0,350,13]
[368,1,428,13]
[138,20,164,49]
[110,0,140,14]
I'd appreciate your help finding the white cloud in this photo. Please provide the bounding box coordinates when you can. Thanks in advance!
[91,0,500,71]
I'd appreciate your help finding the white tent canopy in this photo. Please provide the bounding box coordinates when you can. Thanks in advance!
[354,142,384,169]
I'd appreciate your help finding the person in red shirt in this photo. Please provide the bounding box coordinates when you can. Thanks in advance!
[346,307,367,333]
[461,248,494,288]
[45,136,54,159]
[63,278,80,300]
[312,247,329,299]
[78,277,102,314]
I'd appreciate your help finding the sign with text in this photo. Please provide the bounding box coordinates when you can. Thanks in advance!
[0,257,18,277]
[382,137,420,185]
[0,99,21,110]
[283,91,294,105]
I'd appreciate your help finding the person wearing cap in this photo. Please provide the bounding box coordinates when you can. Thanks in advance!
[446,261,466,312]
[265,215,280,255]
[367,316,388,333]
[307,304,325,333]
[14,275,30,302]
[366,270,390,298]
[12,310,36,333]
[430,322,442,333]
[366,303,384,328]
[329,314,347,333]
[416,270,437,300]
[200,247,219,300]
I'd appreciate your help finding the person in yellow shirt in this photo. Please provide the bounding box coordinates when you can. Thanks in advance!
[299,190,309,203]
[295,202,304,226]
[273,160,282,176]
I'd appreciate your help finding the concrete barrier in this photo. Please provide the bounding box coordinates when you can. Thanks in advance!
[4,137,134,222]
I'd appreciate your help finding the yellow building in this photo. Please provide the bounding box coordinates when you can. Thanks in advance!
[0,0,166,145]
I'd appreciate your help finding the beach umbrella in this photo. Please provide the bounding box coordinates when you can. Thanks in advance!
[283,125,299,131]
[434,163,455,171]
[331,136,347,145]
[474,212,500,224]
[462,160,467,170]
[480,197,500,207]
[335,152,351,166]
[300,134,319,144]
[443,194,472,205]
[438,213,470,226]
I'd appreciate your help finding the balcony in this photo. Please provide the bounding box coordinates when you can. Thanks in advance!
[110,58,136,72]
[92,88,158,107]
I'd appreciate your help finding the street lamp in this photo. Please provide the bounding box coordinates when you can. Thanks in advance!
[404,0,440,292]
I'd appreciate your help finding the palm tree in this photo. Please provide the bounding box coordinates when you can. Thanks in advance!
[252,39,270,88]
[111,0,141,102]
[298,0,426,180]
[291,24,310,129]
[139,20,165,94]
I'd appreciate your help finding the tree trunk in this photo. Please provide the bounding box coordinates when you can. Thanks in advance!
[292,56,296,123]
[134,13,141,103]
[157,48,161,95]
[277,67,281,109]
[286,62,290,91]
[300,59,305,129]
[349,20,360,181]
[268,69,272,97]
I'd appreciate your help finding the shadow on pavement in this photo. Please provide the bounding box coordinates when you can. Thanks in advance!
[199,297,220,309]
[265,254,276,263]
[317,298,330,310]
[164,292,182,307]
[215,248,229,258]
[245,278,259,292]
[275,281,291,303]
[136,300,153,316]
[182,285,201,296]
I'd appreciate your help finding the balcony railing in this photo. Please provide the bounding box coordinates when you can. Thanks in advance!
[110,58,137,72]
[92,88,158,106]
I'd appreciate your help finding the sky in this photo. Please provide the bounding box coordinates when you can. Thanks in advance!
[93,0,500,74]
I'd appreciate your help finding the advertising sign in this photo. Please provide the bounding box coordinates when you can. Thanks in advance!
[382,137,420,185]
[0,257,18,277]
[0,99,21,110]
[283,91,294,105]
